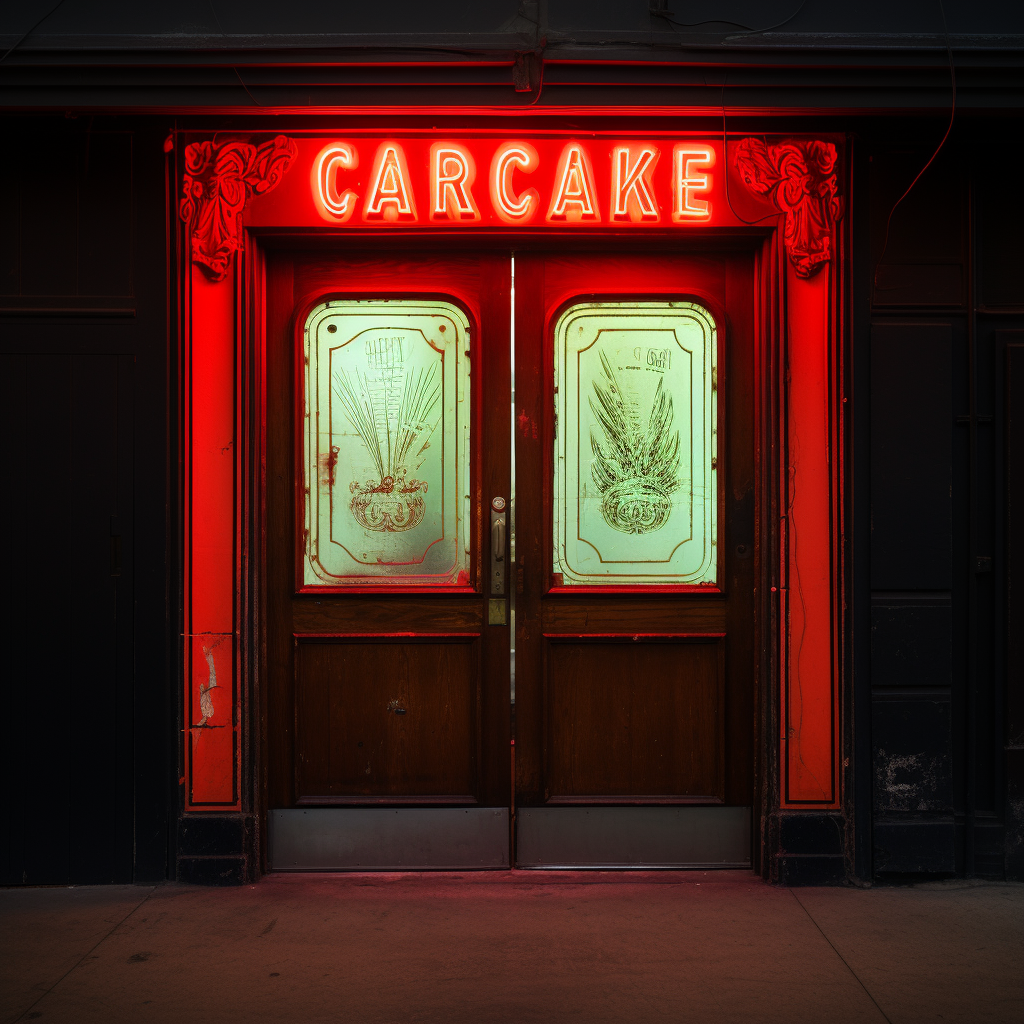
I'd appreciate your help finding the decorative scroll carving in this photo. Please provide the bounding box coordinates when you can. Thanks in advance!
[179,135,297,281]
[734,139,842,278]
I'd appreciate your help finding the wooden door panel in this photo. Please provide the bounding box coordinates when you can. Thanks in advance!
[514,251,756,812]
[267,251,511,813]
[294,636,480,803]
[291,598,483,633]
[544,636,725,803]
[542,597,728,632]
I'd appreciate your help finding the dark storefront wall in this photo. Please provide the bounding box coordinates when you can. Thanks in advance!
[1,0,1021,885]
[857,130,1024,879]
[0,121,172,884]
[3,113,1021,885]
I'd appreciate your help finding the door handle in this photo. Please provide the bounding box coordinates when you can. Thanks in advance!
[493,518,506,561]
[490,497,507,596]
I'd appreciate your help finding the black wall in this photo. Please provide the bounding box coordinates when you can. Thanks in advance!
[862,124,1024,880]
[0,118,172,885]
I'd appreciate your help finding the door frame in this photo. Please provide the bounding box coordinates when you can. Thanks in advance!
[173,128,849,880]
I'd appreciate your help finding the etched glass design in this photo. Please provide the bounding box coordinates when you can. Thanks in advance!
[553,301,717,586]
[303,299,470,586]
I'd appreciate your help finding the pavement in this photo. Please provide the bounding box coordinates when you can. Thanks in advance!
[1,871,1021,1024]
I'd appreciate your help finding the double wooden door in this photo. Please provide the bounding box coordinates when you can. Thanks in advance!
[265,247,754,869]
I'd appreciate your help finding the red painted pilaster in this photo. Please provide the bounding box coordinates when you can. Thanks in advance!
[184,267,238,808]
[782,264,841,806]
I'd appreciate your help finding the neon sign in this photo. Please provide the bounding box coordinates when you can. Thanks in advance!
[305,138,719,228]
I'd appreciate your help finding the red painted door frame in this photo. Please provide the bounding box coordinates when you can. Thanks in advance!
[174,124,847,871]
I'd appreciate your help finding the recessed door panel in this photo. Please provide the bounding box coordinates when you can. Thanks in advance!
[514,251,755,866]
[544,636,725,803]
[267,253,511,869]
[294,635,480,804]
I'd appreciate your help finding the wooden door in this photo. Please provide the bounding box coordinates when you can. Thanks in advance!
[513,251,757,867]
[265,251,512,869]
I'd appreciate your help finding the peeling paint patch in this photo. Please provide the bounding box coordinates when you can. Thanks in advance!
[874,748,949,812]
[193,642,223,729]
[187,632,236,805]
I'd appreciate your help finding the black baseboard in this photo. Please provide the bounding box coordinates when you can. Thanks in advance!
[177,857,251,886]
[176,814,257,884]
[775,855,847,886]
[874,817,955,875]
[764,811,848,885]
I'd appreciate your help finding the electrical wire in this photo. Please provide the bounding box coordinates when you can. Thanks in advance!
[725,0,808,38]
[650,0,807,36]
[720,77,780,228]
[524,54,545,106]
[206,0,266,106]
[873,0,956,289]
[0,0,67,64]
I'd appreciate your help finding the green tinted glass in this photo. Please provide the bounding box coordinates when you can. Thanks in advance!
[553,301,717,586]
[303,299,471,586]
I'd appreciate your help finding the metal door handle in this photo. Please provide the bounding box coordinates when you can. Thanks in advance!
[490,497,507,596]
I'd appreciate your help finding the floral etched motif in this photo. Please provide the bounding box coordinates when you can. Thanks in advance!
[589,350,680,534]
[734,139,842,278]
[179,135,297,281]
[349,469,428,533]
[333,342,440,534]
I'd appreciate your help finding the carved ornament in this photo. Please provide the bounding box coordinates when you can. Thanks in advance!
[734,139,842,278]
[179,135,297,281]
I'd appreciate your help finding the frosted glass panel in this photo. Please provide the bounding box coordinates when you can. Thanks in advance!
[553,301,717,586]
[303,299,470,586]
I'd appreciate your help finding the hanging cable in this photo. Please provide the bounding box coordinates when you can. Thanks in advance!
[720,77,779,228]
[649,0,806,35]
[873,0,956,289]
[0,0,67,64]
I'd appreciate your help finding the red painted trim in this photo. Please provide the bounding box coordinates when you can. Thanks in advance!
[541,632,726,639]
[780,259,842,809]
[176,121,847,830]
[295,585,478,595]
[183,263,241,810]
[545,585,724,595]
[293,632,482,639]
[295,795,478,805]
[544,795,724,805]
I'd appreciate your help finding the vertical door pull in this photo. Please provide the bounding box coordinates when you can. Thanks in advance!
[490,497,507,596]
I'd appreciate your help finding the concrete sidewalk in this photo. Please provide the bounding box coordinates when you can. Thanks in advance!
[2,872,1021,1024]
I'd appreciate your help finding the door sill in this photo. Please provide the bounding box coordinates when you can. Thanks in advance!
[269,807,509,870]
[515,806,751,868]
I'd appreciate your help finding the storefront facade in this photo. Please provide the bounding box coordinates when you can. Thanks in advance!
[2,3,1021,885]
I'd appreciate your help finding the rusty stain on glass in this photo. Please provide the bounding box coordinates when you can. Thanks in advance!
[303,299,471,585]
[553,301,717,586]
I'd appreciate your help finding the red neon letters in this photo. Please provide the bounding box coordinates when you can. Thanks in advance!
[490,143,539,223]
[311,140,715,227]
[365,143,416,221]
[673,145,715,221]
[314,143,358,222]
[548,144,600,222]
[612,145,660,222]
